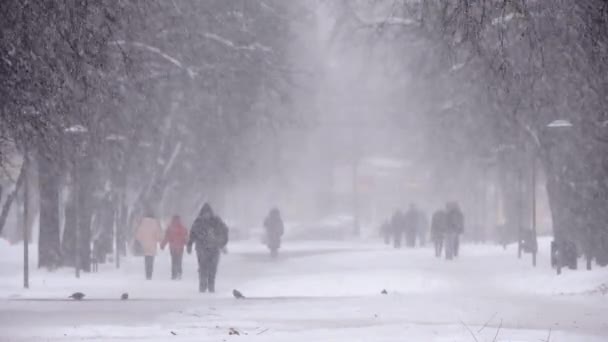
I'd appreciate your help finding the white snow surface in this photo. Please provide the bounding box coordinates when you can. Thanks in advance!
[1,238,607,341]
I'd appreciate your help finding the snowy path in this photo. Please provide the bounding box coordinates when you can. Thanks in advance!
[1,239,607,341]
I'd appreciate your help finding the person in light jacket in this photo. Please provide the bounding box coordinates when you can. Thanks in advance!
[135,209,163,280]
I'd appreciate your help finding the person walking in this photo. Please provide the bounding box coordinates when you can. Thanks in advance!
[445,202,465,260]
[161,215,188,280]
[431,209,447,258]
[187,203,229,293]
[135,210,163,280]
[263,208,284,258]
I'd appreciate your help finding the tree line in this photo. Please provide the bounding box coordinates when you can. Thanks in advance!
[0,0,299,271]
[329,0,608,267]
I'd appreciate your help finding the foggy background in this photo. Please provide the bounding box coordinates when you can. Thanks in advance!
[2,1,608,341]
[1,0,607,275]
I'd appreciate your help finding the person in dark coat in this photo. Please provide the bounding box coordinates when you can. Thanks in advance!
[391,210,406,249]
[430,209,447,258]
[187,203,229,293]
[445,202,464,260]
[404,204,419,248]
[161,215,188,280]
[264,208,284,258]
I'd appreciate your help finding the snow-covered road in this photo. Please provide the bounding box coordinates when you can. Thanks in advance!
[1,239,607,341]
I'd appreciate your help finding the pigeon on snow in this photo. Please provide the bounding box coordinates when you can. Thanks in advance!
[232,289,245,299]
[69,292,85,300]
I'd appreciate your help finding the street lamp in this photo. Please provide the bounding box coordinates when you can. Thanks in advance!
[65,124,89,278]
[105,134,126,269]
[526,120,574,267]
[547,119,573,129]
[23,144,29,289]
[543,119,574,273]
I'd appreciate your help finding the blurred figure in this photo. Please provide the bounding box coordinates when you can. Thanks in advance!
[161,215,188,280]
[135,209,163,280]
[445,202,465,260]
[404,204,419,248]
[380,220,392,245]
[264,208,284,258]
[187,203,229,293]
[430,209,447,257]
[391,210,406,249]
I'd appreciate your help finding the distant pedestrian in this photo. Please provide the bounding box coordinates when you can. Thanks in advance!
[135,210,163,279]
[430,209,447,258]
[161,215,189,280]
[263,208,284,258]
[445,202,464,260]
[391,210,406,249]
[187,203,229,293]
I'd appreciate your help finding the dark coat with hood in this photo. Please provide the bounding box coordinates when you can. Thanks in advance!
[187,203,229,252]
[264,208,284,249]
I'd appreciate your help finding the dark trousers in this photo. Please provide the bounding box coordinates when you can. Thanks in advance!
[196,249,220,293]
[144,256,154,279]
[267,238,280,258]
[170,250,183,280]
[454,235,460,257]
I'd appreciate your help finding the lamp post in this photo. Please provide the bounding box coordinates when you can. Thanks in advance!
[352,159,360,237]
[518,166,524,259]
[65,124,88,278]
[544,119,573,273]
[23,145,29,289]
[531,154,537,267]
[105,134,126,269]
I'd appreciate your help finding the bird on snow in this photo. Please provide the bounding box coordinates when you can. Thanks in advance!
[232,289,245,299]
[381,289,388,295]
[69,292,85,300]
[121,293,129,300]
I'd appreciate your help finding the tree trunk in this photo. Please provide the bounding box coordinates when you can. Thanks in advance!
[61,187,77,267]
[94,196,115,263]
[117,200,128,257]
[76,153,95,272]
[38,151,62,270]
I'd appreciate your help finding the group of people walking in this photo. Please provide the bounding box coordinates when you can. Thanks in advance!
[380,201,465,260]
[381,204,429,249]
[430,202,465,260]
[133,203,284,293]
[133,203,228,292]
